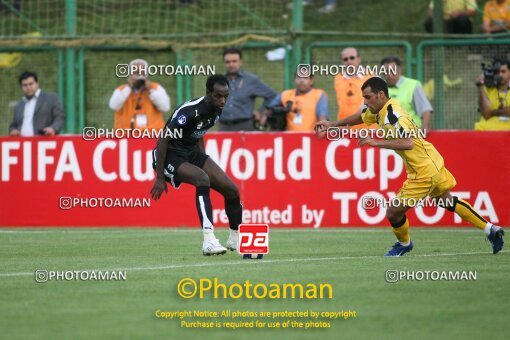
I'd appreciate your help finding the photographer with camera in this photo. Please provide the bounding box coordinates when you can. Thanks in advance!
[475,59,510,130]
[260,74,329,131]
[109,59,170,131]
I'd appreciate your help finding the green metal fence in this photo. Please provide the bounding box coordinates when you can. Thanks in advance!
[0,0,297,135]
[1,0,510,134]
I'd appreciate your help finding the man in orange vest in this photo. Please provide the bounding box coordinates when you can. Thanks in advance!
[109,59,170,131]
[334,47,372,128]
[261,74,329,131]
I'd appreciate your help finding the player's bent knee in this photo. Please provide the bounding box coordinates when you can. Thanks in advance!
[224,184,239,200]
[386,207,403,224]
[195,172,210,187]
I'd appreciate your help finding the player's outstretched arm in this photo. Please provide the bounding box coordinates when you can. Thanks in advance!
[150,137,169,200]
[359,137,414,150]
[314,120,334,136]
[314,111,364,138]
[334,111,364,127]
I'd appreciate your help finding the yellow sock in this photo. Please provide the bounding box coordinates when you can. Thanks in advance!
[453,199,487,230]
[391,215,410,244]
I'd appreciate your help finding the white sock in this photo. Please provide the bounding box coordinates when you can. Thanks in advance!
[203,229,215,241]
[484,223,493,236]
[229,229,238,238]
[399,240,410,247]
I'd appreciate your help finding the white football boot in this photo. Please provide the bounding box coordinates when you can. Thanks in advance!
[226,230,239,251]
[202,237,227,256]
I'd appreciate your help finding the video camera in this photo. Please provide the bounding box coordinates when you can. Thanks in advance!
[481,59,503,88]
[265,101,293,131]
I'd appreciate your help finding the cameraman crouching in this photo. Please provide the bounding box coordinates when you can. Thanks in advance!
[109,59,170,131]
[260,74,329,131]
[475,59,510,131]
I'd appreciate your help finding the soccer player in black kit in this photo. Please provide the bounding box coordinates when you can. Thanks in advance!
[150,75,242,256]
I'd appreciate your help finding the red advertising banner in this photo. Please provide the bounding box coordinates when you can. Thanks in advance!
[1,132,509,227]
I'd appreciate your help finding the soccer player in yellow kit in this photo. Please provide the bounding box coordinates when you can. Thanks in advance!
[315,77,504,256]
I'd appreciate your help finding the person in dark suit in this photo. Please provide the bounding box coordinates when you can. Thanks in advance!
[9,71,65,136]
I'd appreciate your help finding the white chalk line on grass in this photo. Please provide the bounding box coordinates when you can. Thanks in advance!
[0,251,489,278]
[0,228,483,234]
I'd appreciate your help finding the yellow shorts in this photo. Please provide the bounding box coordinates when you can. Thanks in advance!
[397,167,457,201]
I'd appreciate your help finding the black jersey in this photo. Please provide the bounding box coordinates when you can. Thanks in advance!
[164,96,221,151]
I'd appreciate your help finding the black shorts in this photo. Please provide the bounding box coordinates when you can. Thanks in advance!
[152,148,209,189]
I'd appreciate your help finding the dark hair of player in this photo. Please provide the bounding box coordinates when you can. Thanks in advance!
[380,56,401,66]
[19,71,38,85]
[361,76,389,98]
[222,47,242,59]
[206,74,230,92]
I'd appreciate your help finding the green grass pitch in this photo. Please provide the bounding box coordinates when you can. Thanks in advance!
[0,228,508,340]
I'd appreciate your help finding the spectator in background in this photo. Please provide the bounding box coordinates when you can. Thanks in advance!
[425,0,477,34]
[109,59,170,131]
[475,59,510,130]
[334,47,371,128]
[260,74,329,131]
[482,0,510,34]
[220,48,277,131]
[9,71,65,136]
[380,56,433,133]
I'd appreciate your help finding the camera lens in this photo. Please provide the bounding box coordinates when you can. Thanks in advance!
[134,78,146,90]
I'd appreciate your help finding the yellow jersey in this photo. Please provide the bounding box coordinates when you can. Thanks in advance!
[474,85,510,131]
[429,0,477,19]
[361,99,444,179]
[483,0,510,26]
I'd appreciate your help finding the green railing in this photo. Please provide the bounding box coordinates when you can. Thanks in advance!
[1,0,299,134]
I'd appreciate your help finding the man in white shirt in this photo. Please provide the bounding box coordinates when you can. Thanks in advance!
[9,71,65,136]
